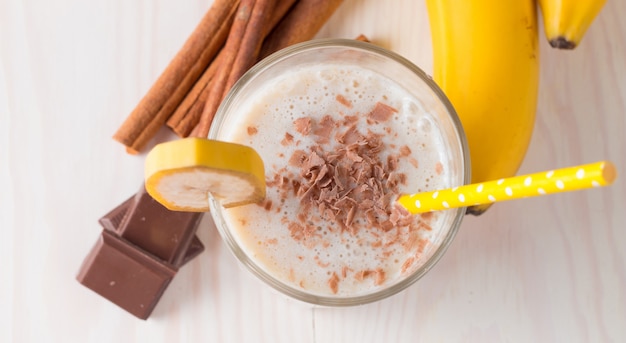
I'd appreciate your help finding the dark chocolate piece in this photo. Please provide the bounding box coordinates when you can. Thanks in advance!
[98,193,204,267]
[77,230,176,319]
[118,187,203,267]
[98,196,134,232]
[78,186,206,319]
[180,236,204,266]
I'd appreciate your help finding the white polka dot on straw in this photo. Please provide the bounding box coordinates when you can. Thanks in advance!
[524,176,532,186]
[458,194,465,202]
[538,188,546,194]
[505,187,513,196]
[488,195,496,202]
[576,168,585,179]
[592,181,600,187]
[497,179,505,185]
[442,201,449,208]
[476,184,484,192]
[432,191,439,199]
[556,180,565,190]
[546,170,554,178]
[415,199,421,208]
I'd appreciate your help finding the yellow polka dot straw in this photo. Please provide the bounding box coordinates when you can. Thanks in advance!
[398,161,617,214]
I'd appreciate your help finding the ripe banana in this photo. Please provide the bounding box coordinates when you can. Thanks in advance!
[538,0,606,49]
[426,0,540,215]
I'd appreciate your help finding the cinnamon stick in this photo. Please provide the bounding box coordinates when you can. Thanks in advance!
[259,0,344,59]
[223,0,275,96]
[194,0,276,138]
[112,0,240,154]
[193,0,256,139]
[168,0,297,138]
[166,49,225,137]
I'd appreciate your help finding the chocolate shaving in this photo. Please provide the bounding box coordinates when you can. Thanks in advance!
[294,117,312,135]
[399,145,411,156]
[288,150,307,167]
[335,94,352,108]
[305,151,326,169]
[281,132,294,145]
[336,124,362,145]
[328,272,340,294]
[368,102,397,122]
[435,161,444,175]
[313,115,336,143]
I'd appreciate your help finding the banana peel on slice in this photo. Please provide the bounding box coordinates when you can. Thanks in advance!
[145,138,265,212]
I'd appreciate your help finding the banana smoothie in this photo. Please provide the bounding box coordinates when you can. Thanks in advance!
[209,40,468,304]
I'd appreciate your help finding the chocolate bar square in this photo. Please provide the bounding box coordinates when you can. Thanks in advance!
[99,190,204,267]
[98,195,134,233]
[179,236,204,266]
[76,230,176,319]
[118,187,203,267]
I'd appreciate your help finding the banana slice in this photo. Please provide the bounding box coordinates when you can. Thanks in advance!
[145,138,265,212]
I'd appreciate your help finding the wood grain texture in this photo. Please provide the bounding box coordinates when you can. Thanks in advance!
[1,0,624,342]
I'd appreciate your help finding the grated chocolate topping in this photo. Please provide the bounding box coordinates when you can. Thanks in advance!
[268,102,418,236]
[259,100,438,294]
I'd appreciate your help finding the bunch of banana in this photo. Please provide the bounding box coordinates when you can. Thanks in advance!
[426,0,540,215]
[538,0,607,49]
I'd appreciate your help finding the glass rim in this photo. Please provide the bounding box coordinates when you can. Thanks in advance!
[208,38,471,306]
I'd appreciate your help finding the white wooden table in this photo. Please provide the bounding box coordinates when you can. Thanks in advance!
[2,1,625,342]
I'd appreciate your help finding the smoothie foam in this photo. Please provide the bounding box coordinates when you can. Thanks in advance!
[217,63,454,297]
